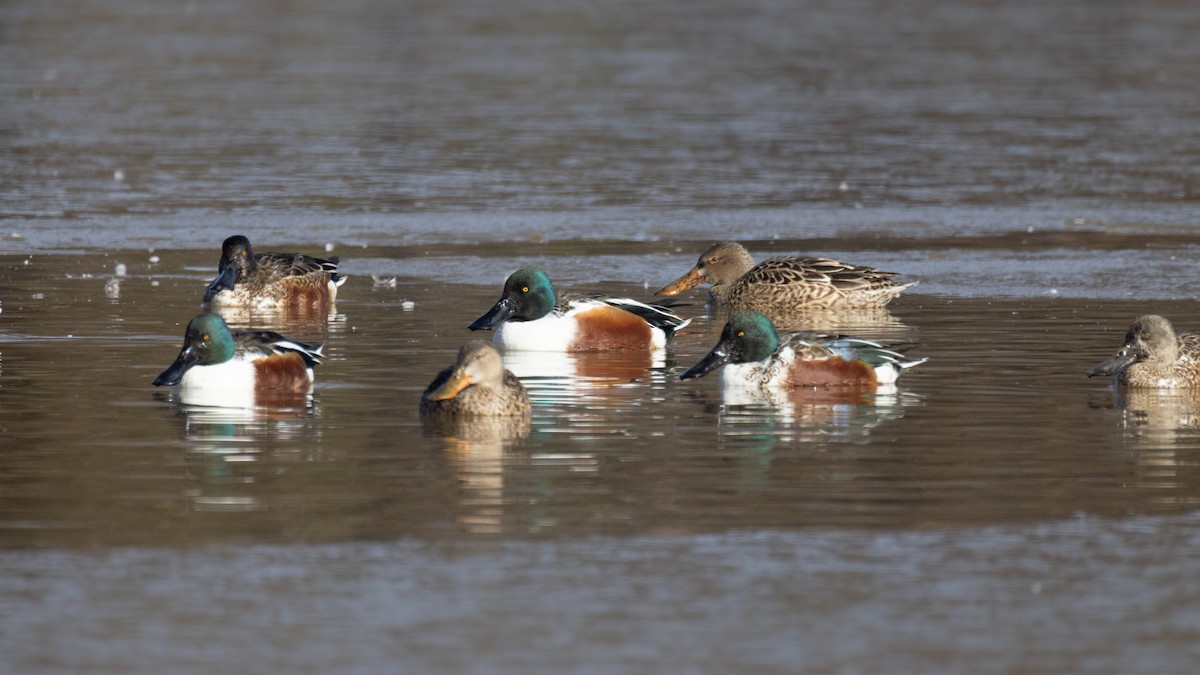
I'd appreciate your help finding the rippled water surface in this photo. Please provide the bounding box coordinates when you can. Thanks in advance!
[3,0,1200,672]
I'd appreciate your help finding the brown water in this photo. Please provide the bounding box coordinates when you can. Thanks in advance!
[4,0,1200,672]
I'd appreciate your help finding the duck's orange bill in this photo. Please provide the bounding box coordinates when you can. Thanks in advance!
[427,371,473,401]
[655,266,706,296]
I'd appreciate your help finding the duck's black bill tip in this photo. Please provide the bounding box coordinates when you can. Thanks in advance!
[469,298,514,331]
[680,348,730,380]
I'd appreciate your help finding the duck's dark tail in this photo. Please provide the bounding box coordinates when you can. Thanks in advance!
[603,297,692,341]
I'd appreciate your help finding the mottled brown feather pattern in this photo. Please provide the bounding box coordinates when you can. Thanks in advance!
[723,257,911,310]
[1178,333,1200,354]
[1097,315,1200,388]
[280,278,332,307]
[216,247,342,308]
[420,370,531,417]
[665,242,914,311]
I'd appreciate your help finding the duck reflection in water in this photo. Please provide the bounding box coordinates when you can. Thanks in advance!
[163,401,323,514]
[709,304,910,338]
[209,303,348,336]
[1088,387,1200,505]
[1107,387,1200,434]
[421,341,532,534]
[497,348,670,410]
[422,413,529,535]
[675,370,920,453]
[1086,315,1200,503]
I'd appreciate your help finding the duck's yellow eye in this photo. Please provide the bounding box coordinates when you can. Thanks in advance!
[240,251,247,257]
[522,286,529,293]
[202,334,210,341]
[1142,332,1151,340]
[737,331,744,337]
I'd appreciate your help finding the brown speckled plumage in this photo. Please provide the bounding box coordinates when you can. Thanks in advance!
[1088,315,1200,388]
[203,235,346,309]
[420,341,532,417]
[657,241,915,311]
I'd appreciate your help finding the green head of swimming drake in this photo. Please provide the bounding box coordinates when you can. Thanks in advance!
[203,235,256,302]
[152,313,237,386]
[469,267,557,330]
[680,311,780,380]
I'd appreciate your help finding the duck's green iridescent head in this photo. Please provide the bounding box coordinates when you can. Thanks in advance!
[469,267,557,330]
[152,313,237,386]
[680,311,781,379]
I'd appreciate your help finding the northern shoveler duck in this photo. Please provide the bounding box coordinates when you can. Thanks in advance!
[656,241,915,311]
[152,312,323,407]
[203,235,347,309]
[468,267,690,352]
[1087,315,1200,388]
[420,341,532,417]
[680,311,926,390]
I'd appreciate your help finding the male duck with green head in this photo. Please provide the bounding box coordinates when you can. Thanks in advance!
[153,313,323,407]
[469,267,690,352]
[681,311,925,394]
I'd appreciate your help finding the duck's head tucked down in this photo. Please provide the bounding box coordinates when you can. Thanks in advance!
[1087,314,1179,380]
[152,313,237,386]
[469,268,557,330]
[421,341,532,417]
[680,311,778,380]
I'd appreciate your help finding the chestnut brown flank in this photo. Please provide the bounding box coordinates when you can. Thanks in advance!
[788,357,876,387]
[253,352,312,392]
[568,306,653,351]
[284,280,329,308]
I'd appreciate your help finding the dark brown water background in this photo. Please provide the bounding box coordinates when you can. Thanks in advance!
[3,0,1200,672]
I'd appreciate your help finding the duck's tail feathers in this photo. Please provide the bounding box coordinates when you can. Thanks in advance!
[820,337,926,376]
[603,297,692,338]
[242,331,325,368]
